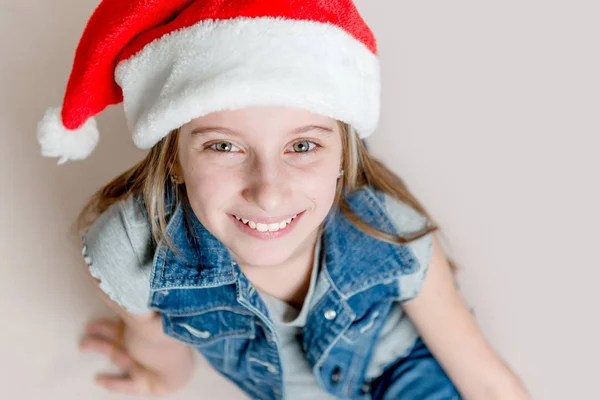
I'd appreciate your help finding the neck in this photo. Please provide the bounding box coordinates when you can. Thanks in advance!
[239,227,321,308]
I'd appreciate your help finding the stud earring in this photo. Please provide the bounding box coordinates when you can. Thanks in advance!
[170,174,179,184]
[338,168,344,178]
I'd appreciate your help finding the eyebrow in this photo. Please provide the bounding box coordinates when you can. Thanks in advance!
[189,125,335,138]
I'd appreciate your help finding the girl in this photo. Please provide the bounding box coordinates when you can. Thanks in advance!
[37,1,529,399]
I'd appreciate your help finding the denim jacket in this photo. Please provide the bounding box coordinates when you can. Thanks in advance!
[137,185,431,400]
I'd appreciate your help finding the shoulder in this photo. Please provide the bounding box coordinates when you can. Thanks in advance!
[83,195,152,263]
[373,188,435,302]
[378,190,430,236]
[82,194,154,314]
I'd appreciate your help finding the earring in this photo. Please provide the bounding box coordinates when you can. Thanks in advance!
[170,174,179,185]
[338,168,344,178]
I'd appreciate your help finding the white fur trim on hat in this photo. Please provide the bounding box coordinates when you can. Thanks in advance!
[115,17,381,149]
[36,107,99,165]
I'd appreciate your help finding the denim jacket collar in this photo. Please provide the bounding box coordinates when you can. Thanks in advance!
[150,186,418,308]
[321,187,418,297]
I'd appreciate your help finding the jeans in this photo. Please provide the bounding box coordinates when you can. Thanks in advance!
[370,339,462,400]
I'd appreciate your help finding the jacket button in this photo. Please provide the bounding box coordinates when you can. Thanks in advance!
[324,309,337,320]
[331,367,342,385]
[361,382,371,394]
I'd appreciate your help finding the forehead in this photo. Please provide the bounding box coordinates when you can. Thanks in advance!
[182,106,339,138]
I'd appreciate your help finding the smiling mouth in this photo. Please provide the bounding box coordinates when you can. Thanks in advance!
[233,214,299,232]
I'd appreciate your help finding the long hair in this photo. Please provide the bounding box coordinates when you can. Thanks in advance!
[76,122,457,271]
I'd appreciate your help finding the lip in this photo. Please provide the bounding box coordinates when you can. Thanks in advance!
[229,211,305,240]
[230,212,300,225]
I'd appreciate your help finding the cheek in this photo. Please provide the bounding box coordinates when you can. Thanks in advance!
[183,162,239,212]
[293,164,339,203]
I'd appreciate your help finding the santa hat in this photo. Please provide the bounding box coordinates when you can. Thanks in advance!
[37,0,381,165]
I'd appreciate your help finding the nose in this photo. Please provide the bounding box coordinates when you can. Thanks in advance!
[242,157,291,213]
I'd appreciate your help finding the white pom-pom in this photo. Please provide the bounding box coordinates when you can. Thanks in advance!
[36,107,99,165]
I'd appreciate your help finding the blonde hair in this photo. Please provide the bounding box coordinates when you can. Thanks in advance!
[77,122,457,271]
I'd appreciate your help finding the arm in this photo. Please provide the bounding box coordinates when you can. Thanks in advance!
[402,234,530,400]
[78,196,195,395]
[80,273,196,396]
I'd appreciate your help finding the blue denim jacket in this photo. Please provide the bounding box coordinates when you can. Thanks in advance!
[146,185,435,400]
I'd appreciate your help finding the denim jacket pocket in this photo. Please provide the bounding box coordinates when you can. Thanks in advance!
[164,308,256,347]
[342,302,391,343]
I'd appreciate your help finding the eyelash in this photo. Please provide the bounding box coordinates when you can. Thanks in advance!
[205,140,322,155]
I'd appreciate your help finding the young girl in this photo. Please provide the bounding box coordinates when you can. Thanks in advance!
[37,1,529,399]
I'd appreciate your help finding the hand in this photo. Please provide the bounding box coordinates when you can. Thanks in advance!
[79,317,170,396]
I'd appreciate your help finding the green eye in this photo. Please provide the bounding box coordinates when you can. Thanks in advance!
[292,140,316,153]
[210,142,235,152]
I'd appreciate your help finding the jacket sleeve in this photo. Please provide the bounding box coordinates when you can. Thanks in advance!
[383,193,435,303]
[81,195,154,315]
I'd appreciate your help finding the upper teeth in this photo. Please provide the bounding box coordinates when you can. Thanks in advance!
[234,214,297,232]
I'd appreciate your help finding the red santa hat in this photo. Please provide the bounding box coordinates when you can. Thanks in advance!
[37,0,381,164]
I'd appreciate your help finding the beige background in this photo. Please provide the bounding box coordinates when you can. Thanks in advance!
[1,1,598,399]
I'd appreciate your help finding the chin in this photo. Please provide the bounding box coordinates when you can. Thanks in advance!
[227,244,295,268]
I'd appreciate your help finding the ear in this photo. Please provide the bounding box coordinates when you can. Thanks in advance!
[172,161,185,184]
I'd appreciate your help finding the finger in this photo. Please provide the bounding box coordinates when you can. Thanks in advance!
[96,374,142,395]
[80,338,137,372]
[84,319,121,339]
[96,370,167,396]
[85,316,119,328]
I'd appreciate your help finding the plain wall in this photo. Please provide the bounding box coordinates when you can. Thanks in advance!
[1,1,598,399]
